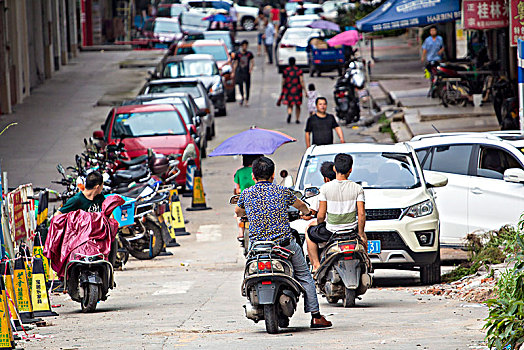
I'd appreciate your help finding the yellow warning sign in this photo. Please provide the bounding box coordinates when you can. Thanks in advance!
[33,246,50,283]
[192,177,206,205]
[170,201,185,229]
[0,290,13,348]
[31,274,49,313]
[3,274,18,323]
[24,261,32,293]
[13,268,32,313]
[162,212,176,239]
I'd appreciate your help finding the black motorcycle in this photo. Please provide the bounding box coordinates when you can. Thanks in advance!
[334,59,365,124]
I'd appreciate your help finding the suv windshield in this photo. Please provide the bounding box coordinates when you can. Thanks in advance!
[146,83,202,97]
[176,45,228,61]
[299,152,421,190]
[164,60,219,77]
[112,111,186,138]
[154,20,181,33]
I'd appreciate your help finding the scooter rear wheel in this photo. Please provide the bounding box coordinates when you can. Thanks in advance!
[81,283,99,313]
[263,304,279,334]
[343,288,356,308]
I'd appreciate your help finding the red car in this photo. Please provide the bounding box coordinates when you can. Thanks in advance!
[93,104,200,187]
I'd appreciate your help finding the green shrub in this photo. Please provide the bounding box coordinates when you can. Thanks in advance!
[484,218,524,349]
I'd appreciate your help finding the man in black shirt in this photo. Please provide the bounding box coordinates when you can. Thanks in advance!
[232,40,255,106]
[58,171,105,214]
[305,97,345,147]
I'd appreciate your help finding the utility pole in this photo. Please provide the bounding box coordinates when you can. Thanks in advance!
[0,0,13,114]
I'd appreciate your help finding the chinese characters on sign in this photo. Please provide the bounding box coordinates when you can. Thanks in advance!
[463,0,508,30]
[12,191,26,241]
[511,0,524,46]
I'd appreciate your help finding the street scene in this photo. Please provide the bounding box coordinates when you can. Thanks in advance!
[0,0,523,349]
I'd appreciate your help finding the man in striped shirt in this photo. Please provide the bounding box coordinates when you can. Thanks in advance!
[306,153,367,272]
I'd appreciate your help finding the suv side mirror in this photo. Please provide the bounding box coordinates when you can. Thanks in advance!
[425,172,448,188]
[229,195,240,205]
[93,130,104,140]
[504,168,524,183]
[197,108,207,117]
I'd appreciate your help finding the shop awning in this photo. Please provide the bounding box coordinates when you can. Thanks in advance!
[357,0,461,32]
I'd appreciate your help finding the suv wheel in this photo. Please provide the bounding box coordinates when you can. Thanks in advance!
[420,250,441,285]
[242,17,255,31]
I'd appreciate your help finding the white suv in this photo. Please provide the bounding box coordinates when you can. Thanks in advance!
[290,143,448,284]
[409,132,524,248]
[181,0,259,31]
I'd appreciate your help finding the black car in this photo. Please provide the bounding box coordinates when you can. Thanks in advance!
[153,54,227,116]
[139,78,216,138]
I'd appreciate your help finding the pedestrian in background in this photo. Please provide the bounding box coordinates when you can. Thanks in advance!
[232,40,255,106]
[255,12,266,56]
[263,17,275,64]
[229,3,238,40]
[305,97,345,147]
[307,83,318,116]
[279,7,287,27]
[280,57,305,124]
[270,6,280,27]
[421,26,444,64]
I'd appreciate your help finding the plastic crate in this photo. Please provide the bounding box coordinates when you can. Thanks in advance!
[108,195,136,227]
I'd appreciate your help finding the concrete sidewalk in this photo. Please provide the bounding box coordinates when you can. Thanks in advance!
[361,36,499,141]
[0,49,164,188]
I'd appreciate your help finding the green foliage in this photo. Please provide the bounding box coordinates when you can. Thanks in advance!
[484,218,524,349]
[377,115,396,142]
[335,3,405,37]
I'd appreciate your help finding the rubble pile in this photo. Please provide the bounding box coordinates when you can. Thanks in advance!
[410,264,509,303]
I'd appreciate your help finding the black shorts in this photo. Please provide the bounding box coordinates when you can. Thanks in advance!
[307,222,332,244]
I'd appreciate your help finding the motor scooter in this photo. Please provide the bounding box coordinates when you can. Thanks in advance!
[333,59,365,124]
[59,196,125,312]
[313,229,372,307]
[231,189,316,334]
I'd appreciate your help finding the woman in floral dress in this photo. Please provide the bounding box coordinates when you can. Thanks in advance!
[280,57,306,124]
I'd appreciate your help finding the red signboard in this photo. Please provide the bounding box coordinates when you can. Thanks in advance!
[12,191,26,241]
[463,0,508,30]
[511,0,524,46]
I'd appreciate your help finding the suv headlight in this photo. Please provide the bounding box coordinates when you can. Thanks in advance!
[404,200,433,218]
[209,81,223,94]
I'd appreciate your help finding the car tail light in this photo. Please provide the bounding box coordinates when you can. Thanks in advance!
[280,43,294,48]
[314,59,321,64]
[339,243,356,251]
[338,59,344,63]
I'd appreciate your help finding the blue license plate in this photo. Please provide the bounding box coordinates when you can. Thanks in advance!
[296,47,306,51]
[368,240,381,254]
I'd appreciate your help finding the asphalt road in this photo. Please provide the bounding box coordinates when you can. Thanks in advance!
[3,32,488,349]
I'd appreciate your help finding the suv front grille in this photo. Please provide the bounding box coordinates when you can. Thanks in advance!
[366,231,407,250]
[365,209,402,221]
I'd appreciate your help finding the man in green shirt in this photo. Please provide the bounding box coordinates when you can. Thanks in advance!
[58,171,105,214]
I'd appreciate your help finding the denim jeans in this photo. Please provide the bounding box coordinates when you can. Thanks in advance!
[284,239,319,314]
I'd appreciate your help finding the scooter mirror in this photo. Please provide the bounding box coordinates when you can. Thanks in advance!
[84,138,88,146]
[57,164,66,176]
[229,195,239,205]
[304,187,320,198]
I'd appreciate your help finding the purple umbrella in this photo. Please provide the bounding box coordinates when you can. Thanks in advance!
[307,20,340,32]
[327,29,361,47]
[209,127,296,156]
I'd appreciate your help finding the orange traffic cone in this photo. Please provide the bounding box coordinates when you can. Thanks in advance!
[0,262,22,332]
[0,276,15,349]
[186,169,212,211]
[30,258,58,318]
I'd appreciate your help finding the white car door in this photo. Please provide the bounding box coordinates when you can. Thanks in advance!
[416,144,474,246]
[468,145,524,233]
